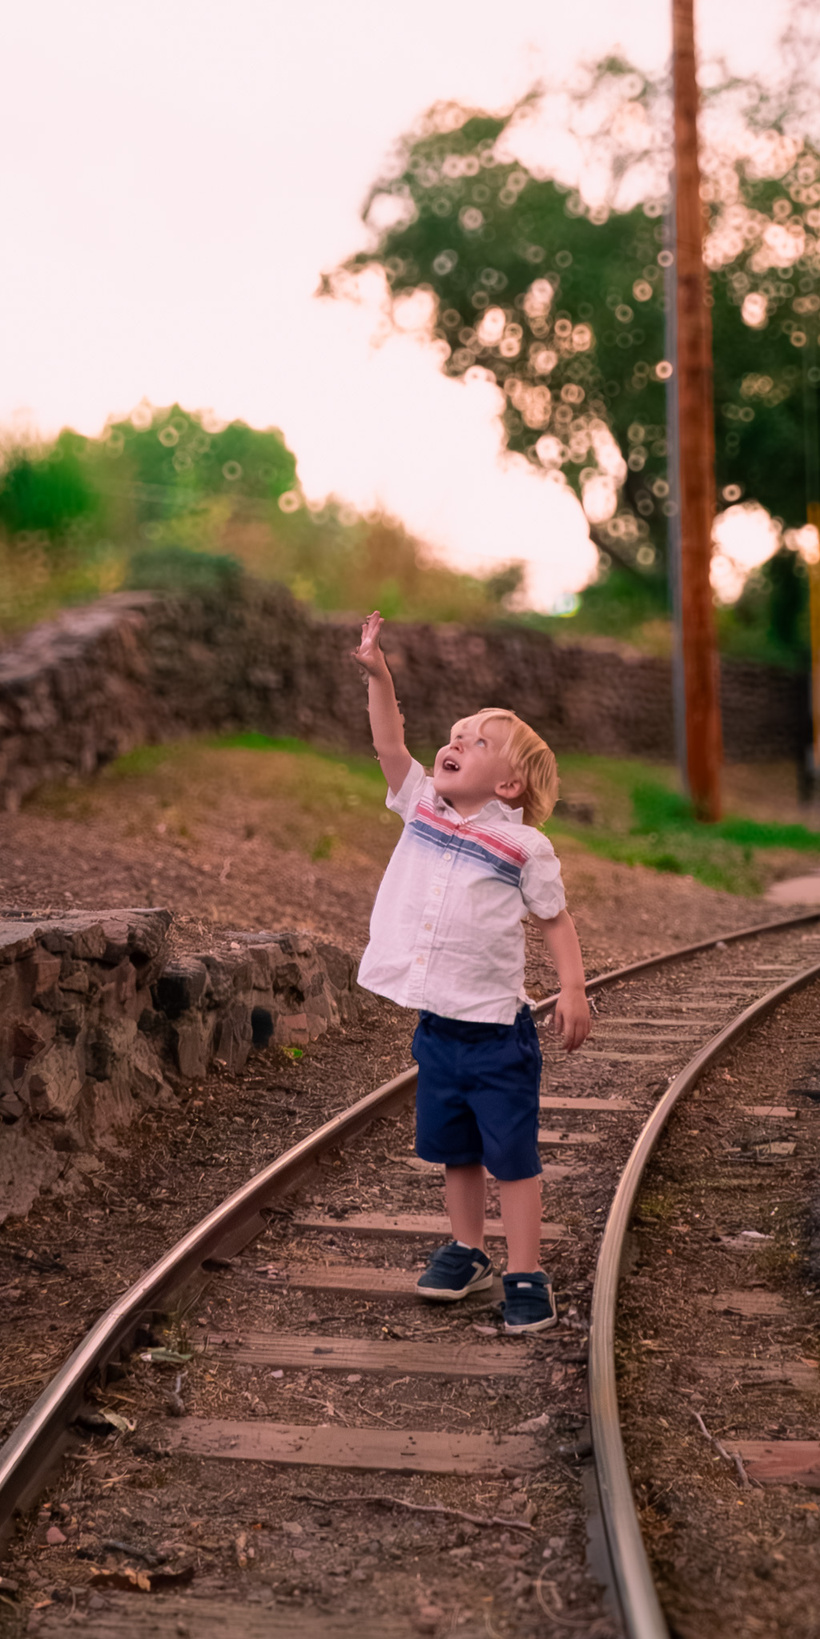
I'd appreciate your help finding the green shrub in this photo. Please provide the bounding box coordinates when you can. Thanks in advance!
[125,544,243,596]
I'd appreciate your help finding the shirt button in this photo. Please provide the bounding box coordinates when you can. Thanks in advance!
[434,888,441,896]
[416,955,424,964]
[443,851,452,860]
[424,922,432,931]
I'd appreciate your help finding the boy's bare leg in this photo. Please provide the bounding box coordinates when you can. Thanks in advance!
[444,1164,486,1249]
[498,1176,542,1272]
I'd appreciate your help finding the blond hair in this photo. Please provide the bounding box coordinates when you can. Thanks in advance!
[455,708,559,828]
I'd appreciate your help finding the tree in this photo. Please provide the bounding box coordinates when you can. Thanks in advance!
[0,429,99,539]
[98,404,298,516]
[325,52,820,595]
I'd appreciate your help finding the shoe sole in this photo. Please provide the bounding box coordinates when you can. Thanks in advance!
[415,1270,495,1302]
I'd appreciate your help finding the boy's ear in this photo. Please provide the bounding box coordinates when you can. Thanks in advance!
[495,772,526,803]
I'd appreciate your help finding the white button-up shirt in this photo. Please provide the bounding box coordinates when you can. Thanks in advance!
[358,759,566,1024]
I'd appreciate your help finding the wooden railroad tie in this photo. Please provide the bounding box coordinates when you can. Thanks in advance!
[28,1598,417,1638]
[539,1096,636,1111]
[696,1359,818,1392]
[725,1441,820,1489]
[199,1329,531,1378]
[253,1263,521,1303]
[291,1212,567,1240]
[164,1420,542,1475]
[699,1290,788,1317]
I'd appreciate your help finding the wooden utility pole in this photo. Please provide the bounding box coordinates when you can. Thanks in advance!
[671,0,723,820]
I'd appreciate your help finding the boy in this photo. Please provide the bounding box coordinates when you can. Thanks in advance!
[354,611,590,1334]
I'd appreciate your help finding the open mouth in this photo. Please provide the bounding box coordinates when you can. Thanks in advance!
[442,757,461,772]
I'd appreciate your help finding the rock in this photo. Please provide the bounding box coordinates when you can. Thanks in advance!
[0,1090,26,1121]
[86,1017,137,1081]
[212,1001,253,1075]
[21,949,62,996]
[76,1076,134,1150]
[414,1604,445,1633]
[27,1041,85,1119]
[46,1526,67,1545]
[0,908,360,1221]
[514,1412,551,1434]
[169,1017,214,1080]
[68,922,108,961]
[0,923,36,965]
[153,960,209,1019]
[12,1019,53,1061]
[129,1032,174,1106]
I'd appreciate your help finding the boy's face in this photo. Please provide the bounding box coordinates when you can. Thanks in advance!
[432,716,523,815]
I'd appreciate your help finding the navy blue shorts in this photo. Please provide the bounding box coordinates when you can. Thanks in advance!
[412,1006,543,1181]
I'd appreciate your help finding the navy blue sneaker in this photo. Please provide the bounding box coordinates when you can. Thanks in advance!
[415,1242,494,1302]
[500,1271,557,1334]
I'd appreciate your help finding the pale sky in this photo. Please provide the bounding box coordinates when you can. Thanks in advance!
[0,1,790,608]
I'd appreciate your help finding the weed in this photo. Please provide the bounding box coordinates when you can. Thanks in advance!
[635,1192,677,1223]
[311,832,336,861]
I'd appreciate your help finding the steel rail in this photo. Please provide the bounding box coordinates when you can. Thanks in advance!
[1,906,819,1544]
[589,956,820,1639]
[531,905,820,1019]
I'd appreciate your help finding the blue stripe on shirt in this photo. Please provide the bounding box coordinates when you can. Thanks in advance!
[407,818,522,888]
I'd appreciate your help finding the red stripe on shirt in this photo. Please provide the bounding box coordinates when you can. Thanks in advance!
[414,799,530,867]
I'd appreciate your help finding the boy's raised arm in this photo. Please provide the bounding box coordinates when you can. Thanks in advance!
[353,611,413,795]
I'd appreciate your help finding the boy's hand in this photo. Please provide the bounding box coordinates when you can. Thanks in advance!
[551,986,590,1053]
[353,610,388,676]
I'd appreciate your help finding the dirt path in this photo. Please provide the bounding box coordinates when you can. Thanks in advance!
[0,742,792,975]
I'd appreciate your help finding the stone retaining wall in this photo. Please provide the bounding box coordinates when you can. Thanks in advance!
[0,583,805,810]
[0,910,360,1222]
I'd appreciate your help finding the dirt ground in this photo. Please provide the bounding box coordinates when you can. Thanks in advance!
[0,744,805,1436]
[0,743,800,975]
[616,981,820,1639]
[1,745,817,1636]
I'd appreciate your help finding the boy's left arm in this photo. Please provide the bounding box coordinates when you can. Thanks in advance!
[531,909,590,1052]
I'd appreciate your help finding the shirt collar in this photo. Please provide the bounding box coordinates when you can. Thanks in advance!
[432,789,524,826]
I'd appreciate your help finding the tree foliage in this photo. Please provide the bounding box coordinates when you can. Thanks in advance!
[0,403,526,634]
[0,406,299,547]
[0,429,99,536]
[99,403,298,513]
[326,52,820,590]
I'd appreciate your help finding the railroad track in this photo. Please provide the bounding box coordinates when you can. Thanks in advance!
[2,909,820,1639]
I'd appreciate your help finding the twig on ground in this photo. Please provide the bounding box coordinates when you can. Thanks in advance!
[289,1487,534,1533]
[535,1572,601,1628]
[101,1540,168,1565]
[693,1409,759,1489]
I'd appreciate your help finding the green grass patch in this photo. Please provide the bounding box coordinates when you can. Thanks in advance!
[630,781,820,854]
[103,744,173,779]
[547,755,820,896]
[211,731,386,783]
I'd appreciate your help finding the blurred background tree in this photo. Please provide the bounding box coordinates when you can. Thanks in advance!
[2,9,819,664]
[324,27,820,662]
[0,403,525,636]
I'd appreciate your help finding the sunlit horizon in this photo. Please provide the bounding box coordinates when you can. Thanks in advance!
[1,0,793,609]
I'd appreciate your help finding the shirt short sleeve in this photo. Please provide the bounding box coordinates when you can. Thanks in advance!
[520,833,566,921]
[385,757,429,824]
